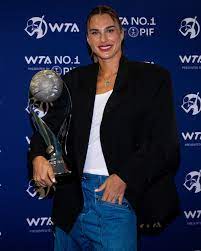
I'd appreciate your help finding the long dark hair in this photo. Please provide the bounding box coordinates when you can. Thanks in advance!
[86,5,123,33]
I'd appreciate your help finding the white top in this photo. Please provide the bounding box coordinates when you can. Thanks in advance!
[83,90,113,175]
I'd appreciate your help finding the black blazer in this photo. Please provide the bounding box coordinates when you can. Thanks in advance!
[30,56,180,234]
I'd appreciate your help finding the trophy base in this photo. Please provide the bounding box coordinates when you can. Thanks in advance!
[49,156,72,183]
[55,171,72,184]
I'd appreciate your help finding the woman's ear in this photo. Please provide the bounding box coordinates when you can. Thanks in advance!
[87,35,90,45]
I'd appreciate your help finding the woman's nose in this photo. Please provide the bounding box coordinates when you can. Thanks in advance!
[100,32,107,42]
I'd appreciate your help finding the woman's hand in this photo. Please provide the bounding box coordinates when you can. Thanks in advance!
[33,156,56,187]
[95,174,127,204]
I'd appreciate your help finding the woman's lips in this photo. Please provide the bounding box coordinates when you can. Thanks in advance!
[98,45,113,52]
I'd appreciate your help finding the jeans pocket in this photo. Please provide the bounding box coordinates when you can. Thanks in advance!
[95,195,131,210]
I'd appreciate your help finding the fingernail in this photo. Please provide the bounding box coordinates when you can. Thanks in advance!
[52,178,56,183]
[94,189,99,192]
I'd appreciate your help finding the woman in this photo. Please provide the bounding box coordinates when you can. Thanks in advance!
[30,5,180,251]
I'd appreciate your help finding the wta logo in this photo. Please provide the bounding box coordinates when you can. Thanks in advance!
[181,92,201,115]
[179,55,201,64]
[25,16,48,39]
[181,132,201,147]
[179,16,200,39]
[184,170,201,194]
[26,217,53,233]
[184,210,201,219]
[26,179,52,200]
[25,15,79,39]
[184,210,201,227]
[26,217,53,227]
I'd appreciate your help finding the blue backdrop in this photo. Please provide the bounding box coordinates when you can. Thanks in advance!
[0,0,201,250]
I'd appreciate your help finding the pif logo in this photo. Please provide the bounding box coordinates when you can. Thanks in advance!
[119,16,157,38]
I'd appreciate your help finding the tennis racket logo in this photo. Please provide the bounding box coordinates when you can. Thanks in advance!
[184,170,201,194]
[179,16,200,39]
[25,15,48,39]
[181,93,201,115]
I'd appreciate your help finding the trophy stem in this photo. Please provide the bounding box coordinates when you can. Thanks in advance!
[49,154,72,176]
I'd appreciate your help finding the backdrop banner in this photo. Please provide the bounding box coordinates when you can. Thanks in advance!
[0,1,201,250]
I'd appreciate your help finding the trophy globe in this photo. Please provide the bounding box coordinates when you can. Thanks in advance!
[30,70,63,103]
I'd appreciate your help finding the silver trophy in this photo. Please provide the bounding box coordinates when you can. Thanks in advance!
[29,70,72,179]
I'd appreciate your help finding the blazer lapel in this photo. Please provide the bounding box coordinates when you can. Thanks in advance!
[77,63,98,120]
[74,63,98,174]
[75,56,132,174]
[103,55,130,114]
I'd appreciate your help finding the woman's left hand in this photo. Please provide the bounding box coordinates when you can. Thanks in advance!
[95,174,127,205]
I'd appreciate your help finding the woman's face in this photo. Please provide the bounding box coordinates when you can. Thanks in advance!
[87,14,124,61]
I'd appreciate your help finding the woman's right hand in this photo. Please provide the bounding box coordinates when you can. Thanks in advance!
[32,156,56,187]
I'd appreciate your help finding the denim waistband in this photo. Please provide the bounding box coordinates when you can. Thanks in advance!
[81,173,109,189]
[82,173,109,180]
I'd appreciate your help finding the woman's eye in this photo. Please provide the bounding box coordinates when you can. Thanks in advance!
[91,31,99,35]
[107,29,114,33]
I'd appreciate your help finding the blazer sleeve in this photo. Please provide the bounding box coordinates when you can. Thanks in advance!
[29,71,73,166]
[116,70,180,200]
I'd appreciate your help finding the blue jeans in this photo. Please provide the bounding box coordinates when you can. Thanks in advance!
[54,173,137,251]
